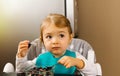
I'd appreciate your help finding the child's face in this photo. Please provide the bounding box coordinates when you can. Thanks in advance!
[42,24,72,57]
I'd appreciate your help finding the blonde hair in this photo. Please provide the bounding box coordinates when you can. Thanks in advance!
[40,13,72,42]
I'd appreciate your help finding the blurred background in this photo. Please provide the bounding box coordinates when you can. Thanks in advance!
[0,0,65,72]
[1,0,120,76]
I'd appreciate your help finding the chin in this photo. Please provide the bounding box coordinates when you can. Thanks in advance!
[52,52,61,55]
[52,52,59,55]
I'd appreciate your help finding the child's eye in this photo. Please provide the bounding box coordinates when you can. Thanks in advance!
[46,35,52,39]
[59,34,65,38]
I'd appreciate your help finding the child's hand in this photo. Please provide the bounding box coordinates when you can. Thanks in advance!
[58,56,77,68]
[17,40,30,58]
[58,56,85,69]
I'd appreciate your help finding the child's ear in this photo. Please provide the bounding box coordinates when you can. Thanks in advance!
[39,36,43,42]
[70,33,74,39]
[69,33,74,42]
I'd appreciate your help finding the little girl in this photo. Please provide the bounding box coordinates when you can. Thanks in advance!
[16,13,98,75]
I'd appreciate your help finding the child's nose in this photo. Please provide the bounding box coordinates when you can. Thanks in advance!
[52,37,59,44]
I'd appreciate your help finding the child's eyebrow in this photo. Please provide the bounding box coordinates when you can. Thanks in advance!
[44,33,51,36]
[58,31,66,33]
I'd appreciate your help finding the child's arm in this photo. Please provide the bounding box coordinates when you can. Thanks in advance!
[16,55,36,73]
[16,40,36,73]
[58,56,84,69]
[58,52,98,75]
[75,52,98,75]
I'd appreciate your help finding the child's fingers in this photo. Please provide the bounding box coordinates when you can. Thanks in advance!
[58,59,66,64]
[62,60,72,68]
[19,44,28,49]
[58,56,69,62]
[63,61,70,68]
[17,40,30,58]
[18,40,30,51]
[58,60,70,68]
[19,40,30,45]
[66,64,71,68]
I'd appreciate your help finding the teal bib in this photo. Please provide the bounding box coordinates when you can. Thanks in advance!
[35,50,76,74]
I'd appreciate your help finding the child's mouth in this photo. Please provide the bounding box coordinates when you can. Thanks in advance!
[52,47,60,50]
